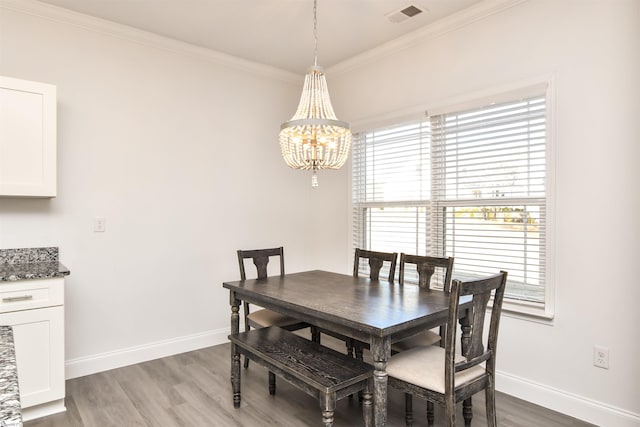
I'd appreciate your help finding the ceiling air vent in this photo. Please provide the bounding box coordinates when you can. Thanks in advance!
[385,4,425,23]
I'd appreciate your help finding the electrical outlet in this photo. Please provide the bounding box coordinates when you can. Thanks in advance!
[593,345,609,369]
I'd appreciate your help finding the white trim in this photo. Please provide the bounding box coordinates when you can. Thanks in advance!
[543,75,557,318]
[497,370,640,427]
[0,0,299,84]
[64,327,230,379]
[328,0,527,76]
[22,398,66,422]
[0,0,525,85]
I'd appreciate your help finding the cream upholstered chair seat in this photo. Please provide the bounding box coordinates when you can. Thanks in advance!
[387,345,485,394]
[247,308,303,328]
[391,331,441,353]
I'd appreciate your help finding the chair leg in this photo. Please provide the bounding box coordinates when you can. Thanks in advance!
[427,400,434,426]
[355,344,364,361]
[485,378,497,427]
[404,393,413,426]
[445,395,456,427]
[463,397,473,426]
[345,338,358,401]
[355,344,365,402]
[243,310,250,369]
[311,326,321,344]
[268,371,276,395]
[346,338,354,358]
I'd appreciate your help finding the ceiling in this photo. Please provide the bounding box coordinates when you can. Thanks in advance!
[35,0,483,75]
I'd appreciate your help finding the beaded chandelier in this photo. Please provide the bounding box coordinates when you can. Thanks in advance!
[279,0,351,187]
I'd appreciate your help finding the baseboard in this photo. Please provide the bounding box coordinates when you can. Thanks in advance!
[65,327,230,380]
[496,370,640,427]
[22,399,66,422]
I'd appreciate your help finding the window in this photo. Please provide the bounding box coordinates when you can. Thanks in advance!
[352,86,552,316]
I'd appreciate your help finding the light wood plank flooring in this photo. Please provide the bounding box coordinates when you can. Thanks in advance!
[26,334,595,427]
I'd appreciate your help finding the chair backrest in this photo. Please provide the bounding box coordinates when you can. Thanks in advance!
[237,247,285,280]
[444,271,508,394]
[398,254,455,291]
[353,248,398,282]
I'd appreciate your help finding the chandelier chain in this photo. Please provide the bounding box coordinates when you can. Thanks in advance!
[313,0,318,66]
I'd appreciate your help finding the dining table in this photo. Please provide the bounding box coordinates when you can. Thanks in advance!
[223,269,473,427]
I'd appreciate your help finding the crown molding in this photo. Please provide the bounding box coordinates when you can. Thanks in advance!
[328,0,528,76]
[0,0,301,84]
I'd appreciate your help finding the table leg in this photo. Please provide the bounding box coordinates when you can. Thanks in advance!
[230,292,241,408]
[370,336,391,426]
[459,307,473,426]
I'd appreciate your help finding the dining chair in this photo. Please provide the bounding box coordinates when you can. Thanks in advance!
[353,248,398,282]
[386,271,508,427]
[393,254,455,423]
[351,248,398,353]
[392,253,455,352]
[237,247,310,385]
[318,249,398,363]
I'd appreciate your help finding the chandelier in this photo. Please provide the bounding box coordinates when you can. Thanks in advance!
[279,0,351,188]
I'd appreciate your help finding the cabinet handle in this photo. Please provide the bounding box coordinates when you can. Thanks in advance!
[2,295,34,302]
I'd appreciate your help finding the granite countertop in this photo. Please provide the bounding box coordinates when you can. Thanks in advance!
[0,326,22,427]
[0,247,70,283]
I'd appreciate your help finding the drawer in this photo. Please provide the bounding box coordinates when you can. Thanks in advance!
[0,278,64,313]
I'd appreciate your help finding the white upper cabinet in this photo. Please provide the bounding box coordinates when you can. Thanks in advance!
[0,76,57,197]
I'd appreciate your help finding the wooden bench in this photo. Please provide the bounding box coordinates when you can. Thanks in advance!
[229,326,373,427]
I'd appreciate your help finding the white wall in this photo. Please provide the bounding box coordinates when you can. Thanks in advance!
[329,0,640,425]
[2,1,639,425]
[0,3,331,376]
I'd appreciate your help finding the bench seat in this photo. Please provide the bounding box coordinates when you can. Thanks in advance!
[229,326,373,426]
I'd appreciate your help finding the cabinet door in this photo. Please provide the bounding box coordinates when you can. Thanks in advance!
[0,76,57,197]
[0,306,65,408]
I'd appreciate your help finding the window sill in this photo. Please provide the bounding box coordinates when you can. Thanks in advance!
[493,298,554,325]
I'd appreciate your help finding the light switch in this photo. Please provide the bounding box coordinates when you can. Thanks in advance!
[94,216,106,232]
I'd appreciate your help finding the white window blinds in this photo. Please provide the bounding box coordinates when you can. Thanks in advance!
[430,95,547,303]
[352,91,548,306]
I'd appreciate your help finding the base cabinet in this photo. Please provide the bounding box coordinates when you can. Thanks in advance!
[0,278,65,420]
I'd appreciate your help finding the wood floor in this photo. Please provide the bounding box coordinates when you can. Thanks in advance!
[25,334,595,427]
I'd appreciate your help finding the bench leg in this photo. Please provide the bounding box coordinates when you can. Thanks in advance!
[231,343,241,408]
[320,393,336,427]
[363,380,374,427]
[268,371,276,395]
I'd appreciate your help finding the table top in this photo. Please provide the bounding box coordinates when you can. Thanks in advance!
[223,270,470,338]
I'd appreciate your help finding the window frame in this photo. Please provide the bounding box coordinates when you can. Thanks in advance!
[349,78,555,320]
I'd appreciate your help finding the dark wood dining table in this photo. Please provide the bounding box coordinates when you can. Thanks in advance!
[223,269,473,427]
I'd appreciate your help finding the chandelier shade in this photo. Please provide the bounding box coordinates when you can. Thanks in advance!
[279,0,351,186]
[279,66,351,171]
